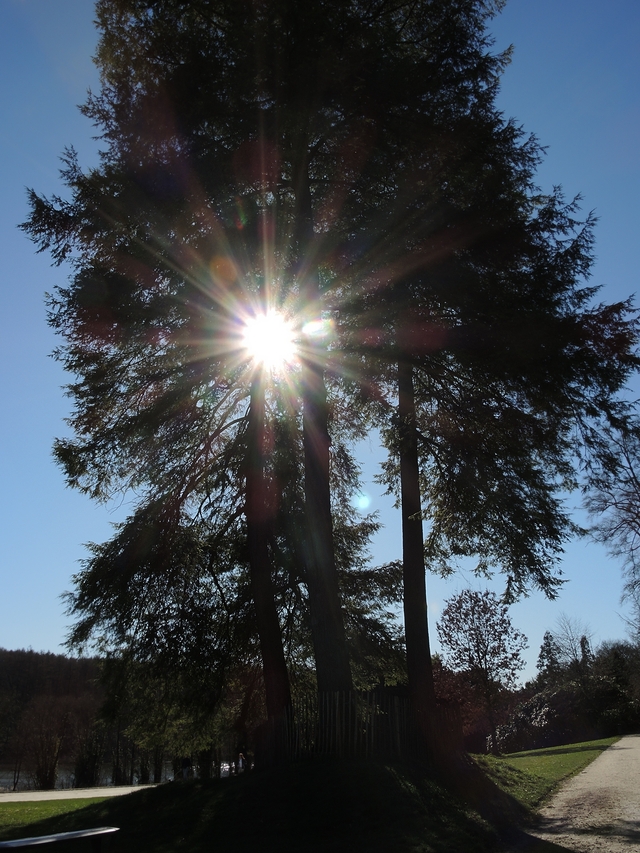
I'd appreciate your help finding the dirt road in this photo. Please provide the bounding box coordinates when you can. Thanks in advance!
[518,733,640,851]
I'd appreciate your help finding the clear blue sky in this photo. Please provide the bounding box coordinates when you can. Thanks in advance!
[0,0,638,682]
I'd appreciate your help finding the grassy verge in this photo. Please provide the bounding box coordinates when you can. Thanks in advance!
[0,738,618,853]
[474,736,619,812]
[0,799,110,834]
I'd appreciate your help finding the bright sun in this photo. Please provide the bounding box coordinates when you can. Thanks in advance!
[242,310,297,371]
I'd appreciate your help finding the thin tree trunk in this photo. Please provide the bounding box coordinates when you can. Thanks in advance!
[246,371,292,719]
[486,699,499,755]
[296,158,352,694]
[397,358,436,732]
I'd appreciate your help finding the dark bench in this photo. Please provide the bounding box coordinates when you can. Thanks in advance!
[0,828,118,853]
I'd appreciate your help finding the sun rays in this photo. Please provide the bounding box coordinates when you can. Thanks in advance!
[242,310,297,373]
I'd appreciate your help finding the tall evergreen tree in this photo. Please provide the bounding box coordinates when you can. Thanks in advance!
[333,13,639,740]
[536,631,562,688]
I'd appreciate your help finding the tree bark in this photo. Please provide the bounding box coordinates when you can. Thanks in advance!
[302,358,353,693]
[246,371,292,719]
[296,157,352,694]
[397,358,436,726]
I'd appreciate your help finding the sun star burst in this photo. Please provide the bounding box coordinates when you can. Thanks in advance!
[242,310,297,372]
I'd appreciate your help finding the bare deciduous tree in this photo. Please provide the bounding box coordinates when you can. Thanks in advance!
[587,424,640,597]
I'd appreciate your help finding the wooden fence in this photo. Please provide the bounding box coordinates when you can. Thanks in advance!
[255,691,463,767]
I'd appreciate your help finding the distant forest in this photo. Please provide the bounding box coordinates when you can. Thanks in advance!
[0,648,103,790]
[0,648,243,790]
[3,632,639,791]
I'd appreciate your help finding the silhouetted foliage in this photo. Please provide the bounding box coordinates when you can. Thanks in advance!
[495,632,640,752]
[536,631,562,689]
[437,590,527,752]
[586,420,640,600]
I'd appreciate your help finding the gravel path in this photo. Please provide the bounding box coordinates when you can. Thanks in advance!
[523,733,640,851]
[0,785,155,802]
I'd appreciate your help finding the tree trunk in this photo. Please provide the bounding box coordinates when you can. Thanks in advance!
[302,358,353,692]
[486,701,499,755]
[246,371,292,719]
[153,745,164,784]
[397,358,436,733]
[296,157,352,694]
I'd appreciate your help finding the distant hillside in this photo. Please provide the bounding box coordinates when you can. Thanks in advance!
[0,648,102,790]
[0,648,100,702]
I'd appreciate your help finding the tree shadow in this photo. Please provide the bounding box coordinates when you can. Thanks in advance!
[508,742,615,759]
[535,816,640,845]
[444,752,531,831]
[504,834,576,851]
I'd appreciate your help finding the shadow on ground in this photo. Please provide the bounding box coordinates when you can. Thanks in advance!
[510,743,614,760]
[504,835,576,852]
[0,759,509,853]
[530,816,640,847]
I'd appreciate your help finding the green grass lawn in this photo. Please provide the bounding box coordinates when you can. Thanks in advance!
[0,799,110,834]
[0,738,619,853]
[475,736,619,811]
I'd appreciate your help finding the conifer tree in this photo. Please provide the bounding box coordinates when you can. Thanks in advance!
[333,8,639,740]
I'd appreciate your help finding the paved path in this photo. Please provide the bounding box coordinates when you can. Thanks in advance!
[522,734,640,851]
[0,785,156,802]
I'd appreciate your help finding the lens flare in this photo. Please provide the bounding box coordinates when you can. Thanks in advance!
[242,310,296,371]
[302,318,334,339]
[354,493,371,510]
